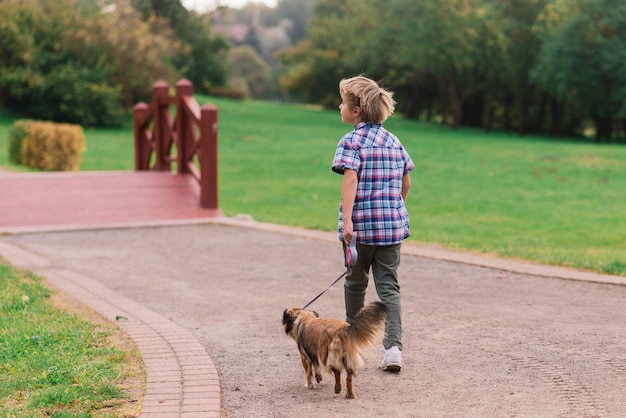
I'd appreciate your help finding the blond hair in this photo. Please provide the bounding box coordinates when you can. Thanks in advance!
[339,76,396,123]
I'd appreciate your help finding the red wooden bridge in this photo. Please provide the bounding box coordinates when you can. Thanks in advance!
[0,80,224,231]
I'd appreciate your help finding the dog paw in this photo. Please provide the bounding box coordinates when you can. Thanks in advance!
[315,373,322,383]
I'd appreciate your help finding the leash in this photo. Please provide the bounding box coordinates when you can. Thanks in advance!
[302,232,357,309]
[302,269,348,310]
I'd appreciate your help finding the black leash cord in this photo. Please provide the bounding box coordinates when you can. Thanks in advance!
[302,270,348,310]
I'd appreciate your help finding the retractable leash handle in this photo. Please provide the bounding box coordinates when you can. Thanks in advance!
[345,231,358,266]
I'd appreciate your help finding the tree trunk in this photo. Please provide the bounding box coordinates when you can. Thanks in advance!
[533,95,547,134]
[503,94,513,131]
[447,65,462,129]
[550,98,563,137]
[517,87,529,136]
[402,85,420,119]
[438,78,448,125]
[594,117,613,143]
[462,95,483,127]
[485,98,494,132]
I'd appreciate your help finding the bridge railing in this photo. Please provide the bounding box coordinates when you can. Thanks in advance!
[133,80,219,210]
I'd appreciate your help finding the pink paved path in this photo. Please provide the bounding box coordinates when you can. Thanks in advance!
[0,170,222,230]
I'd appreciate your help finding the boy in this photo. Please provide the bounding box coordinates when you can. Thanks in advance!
[331,76,414,372]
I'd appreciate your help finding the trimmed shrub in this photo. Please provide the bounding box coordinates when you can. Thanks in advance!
[9,120,86,171]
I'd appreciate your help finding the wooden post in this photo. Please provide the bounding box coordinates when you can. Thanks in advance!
[133,102,149,170]
[152,81,170,171]
[176,79,194,175]
[200,104,218,209]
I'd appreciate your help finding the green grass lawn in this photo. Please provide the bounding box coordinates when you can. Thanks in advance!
[1,99,625,275]
[0,261,142,416]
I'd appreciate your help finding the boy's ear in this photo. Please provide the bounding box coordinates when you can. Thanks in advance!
[353,105,361,117]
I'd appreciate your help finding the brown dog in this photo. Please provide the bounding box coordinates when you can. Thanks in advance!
[282,301,388,399]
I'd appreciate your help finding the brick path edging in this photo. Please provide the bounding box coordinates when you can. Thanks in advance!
[0,241,221,418]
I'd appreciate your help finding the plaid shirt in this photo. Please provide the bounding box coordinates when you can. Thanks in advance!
[332,122,415,246]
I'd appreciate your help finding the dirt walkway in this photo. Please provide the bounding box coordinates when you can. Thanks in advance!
[2,220,626,417]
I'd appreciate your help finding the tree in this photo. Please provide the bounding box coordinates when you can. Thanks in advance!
[278,0,625,140]
[258,24,292,63]
[275,0,317,43]
[383,0,508,128]
[492,0,548,134]
[532,0,626,141]
[0,0,123,125]
[131,0,229,92]
[278,0,357,107]
[0,0,182,126]
[87,1,182,107]
[280,0,509,127]
[226,45,274,99]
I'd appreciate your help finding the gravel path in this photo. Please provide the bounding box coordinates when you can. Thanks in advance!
[2,221,626,417]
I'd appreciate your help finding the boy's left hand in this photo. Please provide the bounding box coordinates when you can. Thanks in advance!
[343,221,354,245]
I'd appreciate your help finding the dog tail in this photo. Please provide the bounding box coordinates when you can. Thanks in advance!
[347,301,388,349]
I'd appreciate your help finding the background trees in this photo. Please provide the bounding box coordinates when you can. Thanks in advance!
[131,0,229,92]
[279,0,626,142]
[0,0,225,126]
[1,0,131,126]
[226,45,274,99]
[532,0,626,141]
[0,0,624,140]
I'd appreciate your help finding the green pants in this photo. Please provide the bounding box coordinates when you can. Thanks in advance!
[344,242,403,350]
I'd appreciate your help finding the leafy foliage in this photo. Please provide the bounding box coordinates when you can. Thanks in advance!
[0,0,183,126]
[131,0,229,93]
[532,0,626,141]
[279,0,626,142]
[226,46,274,99]
[277,0,355,106]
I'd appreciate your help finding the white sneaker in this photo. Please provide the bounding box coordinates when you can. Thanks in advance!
[381,346,402,372]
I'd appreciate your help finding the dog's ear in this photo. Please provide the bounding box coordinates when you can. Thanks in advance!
[282,309,294,335]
